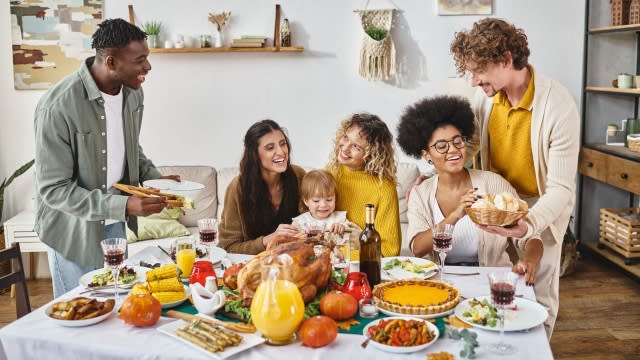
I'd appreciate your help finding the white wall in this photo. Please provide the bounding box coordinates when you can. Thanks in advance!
[0,0,585,223]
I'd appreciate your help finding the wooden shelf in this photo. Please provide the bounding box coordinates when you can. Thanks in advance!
[586,86,640,95]
[588,24,640,34]
[583,241,640,278]
[584,143,640,162]
[149,46,304,54]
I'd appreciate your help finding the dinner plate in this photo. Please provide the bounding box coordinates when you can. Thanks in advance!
[454,295,547,332]
[79,266,149,294]
[161,285,191,309]
[205,246,227,265]
[158,319,265,359]
[45,302,115,327]
[381,256,438,281]
[377,306,454,319]
[362,316,439,353]
[143,179,205,198]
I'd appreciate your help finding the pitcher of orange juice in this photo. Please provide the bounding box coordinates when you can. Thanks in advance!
[250,254,304,345]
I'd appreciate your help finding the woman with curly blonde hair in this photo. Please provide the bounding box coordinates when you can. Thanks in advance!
[327,113,401,256]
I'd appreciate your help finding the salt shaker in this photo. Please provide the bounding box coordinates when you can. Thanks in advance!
[205,275,217,292]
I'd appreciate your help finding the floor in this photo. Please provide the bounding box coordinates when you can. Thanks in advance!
[0,249,639,359]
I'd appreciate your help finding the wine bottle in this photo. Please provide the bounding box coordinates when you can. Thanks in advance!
[359,204,382,288]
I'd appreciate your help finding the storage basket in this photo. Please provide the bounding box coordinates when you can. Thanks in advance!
[599,208,640,259]
[464,208,527,227]
[627,134,640,152]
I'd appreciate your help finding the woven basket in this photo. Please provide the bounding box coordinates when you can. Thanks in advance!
[465,208,528,226]
[627,135,640,152]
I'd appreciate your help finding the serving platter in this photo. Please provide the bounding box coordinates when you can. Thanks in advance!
[454,295,547,332]
[158,319,264,359]
[79,266,148,294]
[45,303,115,327]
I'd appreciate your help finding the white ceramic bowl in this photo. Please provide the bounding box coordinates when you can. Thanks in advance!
[143,179,205,199]
[362,316,439,353]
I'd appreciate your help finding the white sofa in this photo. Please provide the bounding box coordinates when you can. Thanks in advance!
[136,163,421,256]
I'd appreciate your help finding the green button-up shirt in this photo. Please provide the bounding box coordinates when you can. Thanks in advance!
[34,56,162,267]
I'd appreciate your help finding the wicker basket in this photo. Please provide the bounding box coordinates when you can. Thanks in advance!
[627,134,640,152]
[465,208,528,226]
[599,208,640,259]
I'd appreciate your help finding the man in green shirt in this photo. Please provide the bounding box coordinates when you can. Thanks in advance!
[34,19,178,297]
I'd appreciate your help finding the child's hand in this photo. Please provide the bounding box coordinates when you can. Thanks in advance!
[330,223,345,235]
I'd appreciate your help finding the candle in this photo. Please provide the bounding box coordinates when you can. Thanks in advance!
[359,298,378,318]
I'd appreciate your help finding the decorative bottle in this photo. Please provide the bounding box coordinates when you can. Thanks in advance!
[358,204,381,288]
[280,18,291,47]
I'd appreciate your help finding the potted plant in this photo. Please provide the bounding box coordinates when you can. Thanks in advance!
[0,159,34,288]
[142,21,162,48]
[365,26,388,41]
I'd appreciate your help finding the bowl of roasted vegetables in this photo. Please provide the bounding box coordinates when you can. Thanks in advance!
[363,317,439,353]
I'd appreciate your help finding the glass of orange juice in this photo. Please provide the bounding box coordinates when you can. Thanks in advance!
[174,237,196,278]
[250,254,304,345]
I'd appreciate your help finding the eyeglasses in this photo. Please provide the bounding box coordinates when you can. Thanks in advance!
[429,135,468,154]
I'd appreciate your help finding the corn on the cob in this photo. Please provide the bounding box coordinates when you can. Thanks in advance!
[146,264,178,282]
[130,283,150,295]
[152,290,185,304]
[148,278,183,293]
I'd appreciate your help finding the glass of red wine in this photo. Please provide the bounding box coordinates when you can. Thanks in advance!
[197,218,219,263]
[100,237,128,304]
[432,223,454,283]
[487,271,519,355]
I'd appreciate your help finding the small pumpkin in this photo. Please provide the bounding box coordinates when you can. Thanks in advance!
[119,293,162,327]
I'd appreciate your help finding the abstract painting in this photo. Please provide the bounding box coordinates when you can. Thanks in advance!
[437,0,492,16]
[9,0,103,90]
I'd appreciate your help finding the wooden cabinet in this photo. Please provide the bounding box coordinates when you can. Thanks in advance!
[578,1,640,272]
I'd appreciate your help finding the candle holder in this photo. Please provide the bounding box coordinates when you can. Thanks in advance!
[358,297,379,318]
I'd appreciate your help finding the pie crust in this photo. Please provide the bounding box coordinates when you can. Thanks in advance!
[373,280,460,315]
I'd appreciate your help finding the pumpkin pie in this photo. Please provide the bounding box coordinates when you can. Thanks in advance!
[373,280,460,315]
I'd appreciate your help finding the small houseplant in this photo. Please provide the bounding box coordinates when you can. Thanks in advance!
[0,159,34,290]
[607,123,620,136]
[365,26,388,41]
[142,21,162,48]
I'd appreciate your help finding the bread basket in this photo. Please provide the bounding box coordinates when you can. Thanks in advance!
[464,208,528,226]
[627,134,640,153]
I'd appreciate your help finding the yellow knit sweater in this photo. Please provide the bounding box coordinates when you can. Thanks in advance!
[333,166,401,256]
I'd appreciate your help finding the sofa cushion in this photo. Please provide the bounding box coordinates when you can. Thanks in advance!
[396,162,420,224]
[158,165,217,227]
[216,167,240,218]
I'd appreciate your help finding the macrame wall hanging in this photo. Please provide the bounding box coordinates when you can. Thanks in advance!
[357,9,396,81]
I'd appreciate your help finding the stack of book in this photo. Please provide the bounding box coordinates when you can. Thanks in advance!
[230,36,268,48]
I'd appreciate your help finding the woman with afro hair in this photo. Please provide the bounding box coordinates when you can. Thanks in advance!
[397,95,542,283]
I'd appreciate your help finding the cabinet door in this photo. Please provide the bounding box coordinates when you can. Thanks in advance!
[579,148,608,182]
[606,155,640,194]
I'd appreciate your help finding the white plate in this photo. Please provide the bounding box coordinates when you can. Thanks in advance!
[143,179,205,198]
[455,295,547,332]
[161,285,191,309]
[45,302,115,327]
[79,266,149,294]
[381,256,438,281]
[158,319,265,359]
[207,246,227,264]
[362,316,439,353]
[377,306,454,319]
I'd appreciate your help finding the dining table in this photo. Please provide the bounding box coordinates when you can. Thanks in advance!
[0,245,553,360]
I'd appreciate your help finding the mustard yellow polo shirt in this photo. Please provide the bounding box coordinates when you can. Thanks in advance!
[488,68,539,196]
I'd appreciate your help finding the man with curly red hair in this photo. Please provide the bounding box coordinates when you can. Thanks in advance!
[450,17,580,339]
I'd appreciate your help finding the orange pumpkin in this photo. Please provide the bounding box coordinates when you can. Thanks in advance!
[120,293,162,327]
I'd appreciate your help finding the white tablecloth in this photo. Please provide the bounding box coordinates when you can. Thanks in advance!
[0,247,552,360]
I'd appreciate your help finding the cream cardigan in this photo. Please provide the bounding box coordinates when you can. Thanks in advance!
[407,169,525,267]
[471,70,580,245]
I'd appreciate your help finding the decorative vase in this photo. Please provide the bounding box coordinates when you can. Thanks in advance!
[214,30,223,48]
[147,34,160,49]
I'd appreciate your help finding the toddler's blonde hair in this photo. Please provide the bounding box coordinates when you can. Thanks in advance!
[301,170,337,200]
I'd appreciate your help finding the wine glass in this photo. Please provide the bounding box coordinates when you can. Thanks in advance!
[197,218,219,263]
[432,223,454,283]
[487,271,519,355]
[100,238,128,304]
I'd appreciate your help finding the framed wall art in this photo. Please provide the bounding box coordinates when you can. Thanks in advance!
[10,1,103,90]
[437,0,492,16]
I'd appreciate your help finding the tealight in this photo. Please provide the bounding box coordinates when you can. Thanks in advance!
[359,297,379,318]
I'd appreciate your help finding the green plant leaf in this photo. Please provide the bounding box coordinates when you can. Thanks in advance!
[365,26,388,41]
[1,159,35,230]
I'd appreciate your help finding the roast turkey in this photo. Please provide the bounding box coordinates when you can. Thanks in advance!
[236,241,332,305]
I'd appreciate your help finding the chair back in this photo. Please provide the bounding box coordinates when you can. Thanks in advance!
[0,243,31,318]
